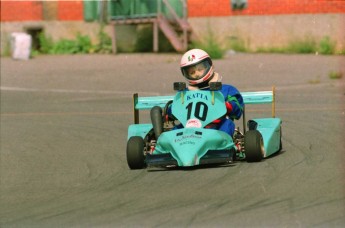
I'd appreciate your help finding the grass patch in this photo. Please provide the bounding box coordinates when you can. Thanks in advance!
[2,40,12,56]
[192,34,340,56]
[308,75,321,84]
[197,38,225,59]
[38,32,54,54]
[328,71,343,80]
[255,36,340,55]
[190,39,225,59]
[227,36,247,52]
[36,27,112,55]
[93,26,113,54]
[190,28,225,59]
[255,46,287,53]
[287,38,317,54]
[308,79,321,84]
[318,36,335,55]
[51,34,92,54]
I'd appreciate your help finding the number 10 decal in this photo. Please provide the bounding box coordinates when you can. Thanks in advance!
[186,102,208,121]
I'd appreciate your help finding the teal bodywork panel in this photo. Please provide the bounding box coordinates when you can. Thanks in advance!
[253,118,282,157]
[241,91,273,104]
[154,128,234,166]
[128,123,152,140]
[172,91,226,128]
[135,95,173,110]
[153,90,232,166]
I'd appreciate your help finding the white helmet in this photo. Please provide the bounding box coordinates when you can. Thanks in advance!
[180,49,214,87]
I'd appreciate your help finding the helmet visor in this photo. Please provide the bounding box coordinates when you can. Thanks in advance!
[182,60,211,81]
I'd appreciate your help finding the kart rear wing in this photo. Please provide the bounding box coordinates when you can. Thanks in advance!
[240,86,276,133]
[132,94,173,124]
[132,86,276,130]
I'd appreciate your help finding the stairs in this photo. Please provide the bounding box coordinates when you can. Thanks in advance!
[157,0,191,52]
[157,14,187,52]
[109,0,192,53]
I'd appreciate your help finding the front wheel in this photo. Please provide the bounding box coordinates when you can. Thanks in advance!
[244,130,264,162]
[126,136,146,169]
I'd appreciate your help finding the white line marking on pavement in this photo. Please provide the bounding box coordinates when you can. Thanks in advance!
[0,86,160,96]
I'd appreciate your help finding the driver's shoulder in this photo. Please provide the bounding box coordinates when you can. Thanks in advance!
[221,83,240,93]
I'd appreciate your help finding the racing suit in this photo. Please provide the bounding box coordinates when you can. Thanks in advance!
[205,83,243,136]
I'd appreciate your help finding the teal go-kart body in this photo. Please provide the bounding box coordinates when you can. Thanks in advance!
[126,82,282,169]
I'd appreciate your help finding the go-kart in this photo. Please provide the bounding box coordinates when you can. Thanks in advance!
[126,82,282,169]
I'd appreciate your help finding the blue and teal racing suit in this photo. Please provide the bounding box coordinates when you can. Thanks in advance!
[215,84,244,136]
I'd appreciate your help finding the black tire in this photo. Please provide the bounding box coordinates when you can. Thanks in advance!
[126,136,145,169]
[244,130,264,162]
[278,127,283,152]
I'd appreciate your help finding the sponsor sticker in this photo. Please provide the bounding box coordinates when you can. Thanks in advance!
[188,55,195,62]
[174,133,202,146]
[186,118,202,128]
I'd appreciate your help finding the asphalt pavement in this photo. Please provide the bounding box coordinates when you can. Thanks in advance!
[1,53,344,227]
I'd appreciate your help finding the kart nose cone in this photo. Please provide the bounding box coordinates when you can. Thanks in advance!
[154,128,233,167]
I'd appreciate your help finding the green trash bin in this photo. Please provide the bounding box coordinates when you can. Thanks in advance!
[128,0,148,17]
[146,0,158,15]
[108,0,132,19]
[83,0,98,22]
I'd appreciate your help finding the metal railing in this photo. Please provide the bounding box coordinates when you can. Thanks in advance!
[108,0,189,52]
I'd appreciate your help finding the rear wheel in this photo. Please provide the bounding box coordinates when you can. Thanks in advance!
[244,130,264,162]
[278,127,283,152]
[127,136,146,169]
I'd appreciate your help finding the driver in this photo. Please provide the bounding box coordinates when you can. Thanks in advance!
[178,48,244,136]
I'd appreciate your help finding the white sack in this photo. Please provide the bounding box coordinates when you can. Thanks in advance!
[11,33,32,60]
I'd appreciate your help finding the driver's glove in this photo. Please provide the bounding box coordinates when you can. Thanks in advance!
[225,102,233,114]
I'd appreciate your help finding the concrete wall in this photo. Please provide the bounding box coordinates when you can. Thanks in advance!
[189,14,345,52]
[1,15,344,55]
